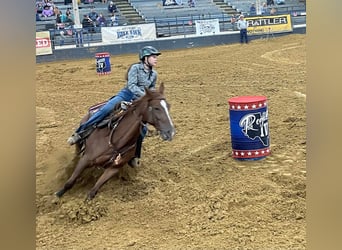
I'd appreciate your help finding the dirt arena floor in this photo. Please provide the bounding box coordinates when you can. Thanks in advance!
[36,34,306,249]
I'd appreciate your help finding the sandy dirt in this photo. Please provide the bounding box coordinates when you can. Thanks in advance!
[36,34,306,249]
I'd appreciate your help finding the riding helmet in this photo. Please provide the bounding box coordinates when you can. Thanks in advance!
[139,46,161,61]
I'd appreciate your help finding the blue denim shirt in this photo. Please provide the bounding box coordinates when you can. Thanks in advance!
[126,63,157,99]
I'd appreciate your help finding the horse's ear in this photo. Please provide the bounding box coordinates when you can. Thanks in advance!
[159,82,165,95]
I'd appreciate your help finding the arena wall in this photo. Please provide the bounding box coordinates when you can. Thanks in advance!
[36,26,305,63]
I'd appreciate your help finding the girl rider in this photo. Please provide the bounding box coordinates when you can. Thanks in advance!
[67,46,162,167]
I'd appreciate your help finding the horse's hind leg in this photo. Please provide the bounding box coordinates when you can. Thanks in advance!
[55,157,90,198]
[87,167,120,200]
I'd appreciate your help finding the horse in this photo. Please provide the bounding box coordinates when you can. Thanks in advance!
[55,83,175,200]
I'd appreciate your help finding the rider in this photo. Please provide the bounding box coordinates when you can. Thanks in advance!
[67,45,161,167]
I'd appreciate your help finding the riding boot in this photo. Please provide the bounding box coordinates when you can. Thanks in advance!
[67,132,81,145]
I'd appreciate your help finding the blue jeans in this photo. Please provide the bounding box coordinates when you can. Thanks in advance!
[240,29,248,43]
[76,87,134,133]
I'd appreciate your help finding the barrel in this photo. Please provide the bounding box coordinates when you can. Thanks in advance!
[228,96,270,160]
[95,52,111,75]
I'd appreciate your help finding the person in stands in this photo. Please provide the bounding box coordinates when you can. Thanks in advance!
[249,3,256,15]
[96,13,107,27]
[67,46,162,168]
[88,7,99,23]
[108,1,117,14]
[82,14,95,33]
[110,13,119,26]
[41,5,54,17]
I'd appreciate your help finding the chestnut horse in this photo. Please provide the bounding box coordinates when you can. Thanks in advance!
[56,83,175,200]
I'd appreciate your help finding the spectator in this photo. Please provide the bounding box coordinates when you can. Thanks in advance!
[249,3,256,15]
[108,1,117,14]
[96,13,107,27]
[41,5,54,17]
[53,6,61,16]
[43,0,53,8]
[188,0,195,8]
[36,1,43,14]
[270,7,277,15]
[65,8,71,16]
[88,7,99,23]
[59,11,67,23]
[267,0,274,6]
[65,13,74,24]
[82,14,95,33]
[56,13,62,24]
[260,2,267,15]
[110,13,118,26]
[230,14,238,31]
[36,11,41,21]
[59,24,73,46]
[237,14,248,44]
[276,0,285,5]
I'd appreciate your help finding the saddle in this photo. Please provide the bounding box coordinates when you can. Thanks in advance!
[78,100,132,146]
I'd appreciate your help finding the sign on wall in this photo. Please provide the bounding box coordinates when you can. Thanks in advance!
[195,19,220,36]
[101,23,157,44]
[246,14,293,35]
[36,31,52,55]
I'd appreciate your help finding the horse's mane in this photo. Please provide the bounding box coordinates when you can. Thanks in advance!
[129,88,165,110]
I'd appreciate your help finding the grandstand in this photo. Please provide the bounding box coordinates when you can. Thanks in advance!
[128,0,240,36]
[225,0,306,16]
[36,0,306,48]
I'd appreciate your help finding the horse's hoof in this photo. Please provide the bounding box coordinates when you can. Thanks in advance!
[55,190,63,198]
[86,191,96,201]
[128,157,141,168]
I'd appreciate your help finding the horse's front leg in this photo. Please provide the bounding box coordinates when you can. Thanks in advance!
[87,167,120,200]
[55,156,91,197]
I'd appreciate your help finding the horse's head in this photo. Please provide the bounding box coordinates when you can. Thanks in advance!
[141,83,175,141]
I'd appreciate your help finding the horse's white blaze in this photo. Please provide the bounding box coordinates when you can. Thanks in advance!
[160,100,174,128]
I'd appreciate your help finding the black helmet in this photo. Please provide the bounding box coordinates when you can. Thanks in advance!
[139,46,161,61]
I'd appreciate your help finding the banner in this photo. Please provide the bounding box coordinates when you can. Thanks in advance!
[246,14,293,35]
[101,23,157,44]
[36,31,52,55]
[195,19,220,36]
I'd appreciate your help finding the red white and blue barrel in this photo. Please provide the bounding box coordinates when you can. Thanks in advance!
[95,52,111,75]
[228,96,270,160]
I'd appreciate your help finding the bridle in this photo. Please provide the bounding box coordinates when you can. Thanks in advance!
[107,96,166,147]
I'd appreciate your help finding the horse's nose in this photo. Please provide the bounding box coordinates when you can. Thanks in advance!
[161,128,175,141]
[171,128,176,138]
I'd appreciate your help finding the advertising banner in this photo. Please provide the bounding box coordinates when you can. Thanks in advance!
[36,31,52,55]
[101,23,157,44]
[195,19,220,36]
[246,14,293,35]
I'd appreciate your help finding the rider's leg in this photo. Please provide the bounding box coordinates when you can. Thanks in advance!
[67,88,133,145]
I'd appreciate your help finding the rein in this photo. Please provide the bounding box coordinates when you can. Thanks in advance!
[104,96,165,166]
